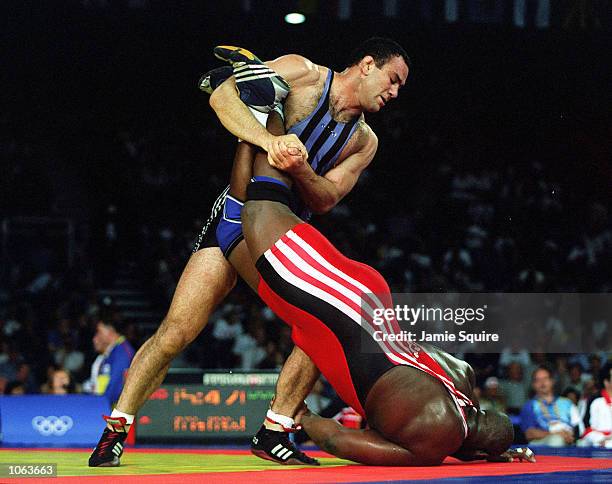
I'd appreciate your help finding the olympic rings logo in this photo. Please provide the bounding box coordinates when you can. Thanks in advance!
[31,416,74,436]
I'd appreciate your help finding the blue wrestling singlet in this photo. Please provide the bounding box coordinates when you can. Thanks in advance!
[194,68,361,257]
[287,69,360,220]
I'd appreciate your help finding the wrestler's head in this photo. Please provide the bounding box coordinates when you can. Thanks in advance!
[467,409,515,457]
[347,37,410,112]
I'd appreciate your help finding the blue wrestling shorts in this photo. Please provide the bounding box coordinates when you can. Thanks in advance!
[192,186,246,259]
[193,177,300,259]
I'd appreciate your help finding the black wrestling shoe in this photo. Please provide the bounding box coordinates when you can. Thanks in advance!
[88,416,129,467]
[251,426,320,466]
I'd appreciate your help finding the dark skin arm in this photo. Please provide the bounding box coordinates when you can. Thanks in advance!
[452,448,536,463]
[300,411,444,466]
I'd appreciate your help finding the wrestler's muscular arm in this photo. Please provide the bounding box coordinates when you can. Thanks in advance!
[274,124,378,214]
[209,54,319,159]
[300,412,444,466]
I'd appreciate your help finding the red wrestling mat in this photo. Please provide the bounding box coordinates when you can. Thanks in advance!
[17,450,612,484]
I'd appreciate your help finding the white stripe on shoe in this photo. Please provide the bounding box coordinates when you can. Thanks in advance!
[271,443,284,456]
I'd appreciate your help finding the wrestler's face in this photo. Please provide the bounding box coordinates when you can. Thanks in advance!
[359,55,408,112]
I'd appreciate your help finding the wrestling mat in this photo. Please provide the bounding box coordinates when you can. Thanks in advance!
[1,446,610,483]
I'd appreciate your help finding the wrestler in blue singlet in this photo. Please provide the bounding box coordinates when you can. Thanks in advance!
[198,68,360,257]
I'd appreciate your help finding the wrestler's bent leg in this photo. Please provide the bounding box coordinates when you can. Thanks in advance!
[116,247,236,414]
[89,247,236,467]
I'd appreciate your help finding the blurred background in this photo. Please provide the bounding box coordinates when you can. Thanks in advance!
[0,0,610,445]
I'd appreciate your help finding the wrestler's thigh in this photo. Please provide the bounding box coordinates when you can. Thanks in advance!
[165,247,237,331]
[227,239,260,291]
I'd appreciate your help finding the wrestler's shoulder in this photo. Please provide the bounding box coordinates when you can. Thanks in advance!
[265,54,321,86]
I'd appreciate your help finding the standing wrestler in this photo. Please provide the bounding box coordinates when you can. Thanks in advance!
[89,38,409,467]
[239,115,535,465]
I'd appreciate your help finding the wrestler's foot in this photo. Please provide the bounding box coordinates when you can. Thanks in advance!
[251,426,320,465]
[88,416,129,467]
[214,45,262,67]
[197,65,233,94]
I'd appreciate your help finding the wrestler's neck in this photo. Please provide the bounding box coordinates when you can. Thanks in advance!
[329,68,365,119]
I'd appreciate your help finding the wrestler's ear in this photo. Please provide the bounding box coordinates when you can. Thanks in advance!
[359,55,376,75]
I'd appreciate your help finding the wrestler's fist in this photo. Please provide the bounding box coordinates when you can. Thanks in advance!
[267,134,308,173]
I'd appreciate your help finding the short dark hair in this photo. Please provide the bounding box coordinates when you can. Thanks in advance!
[347,37,411,70]
[98,317,125,335]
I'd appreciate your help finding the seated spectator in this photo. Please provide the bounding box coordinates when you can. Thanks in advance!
[4,381,26,395]
[520,366,583,447]
[49,368,76,395]
[566,362,591,394]
[500,361,529,415]
[579,364,612,448]
[588,354,603,379]
[479,377,507,413]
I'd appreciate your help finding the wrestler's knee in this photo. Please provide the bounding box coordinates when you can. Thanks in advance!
[154,316,200,357]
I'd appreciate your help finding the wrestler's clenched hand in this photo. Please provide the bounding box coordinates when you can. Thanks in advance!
[267,134,308,173]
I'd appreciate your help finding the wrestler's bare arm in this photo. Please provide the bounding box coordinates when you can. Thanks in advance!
[453,448,536,463]
[209,54,319,157]
[276,124,378,214]
[300,412,444,466]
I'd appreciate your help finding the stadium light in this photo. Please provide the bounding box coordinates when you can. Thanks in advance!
[284,12,306,24]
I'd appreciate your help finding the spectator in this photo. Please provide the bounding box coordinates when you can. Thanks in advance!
[566,362,590,394]
[94,315,135,406]
[82,331,107,394]
[4,381,26,395]
[520,366,583,447]
[499,362,529,415]
[578,364,612,448]
[49,368,75,395]
[479,377,506,413]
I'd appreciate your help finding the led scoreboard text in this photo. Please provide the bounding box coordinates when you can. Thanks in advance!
[137,372,278,441]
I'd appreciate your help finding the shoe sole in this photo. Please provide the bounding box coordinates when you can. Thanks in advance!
[89,456,120,467]
[197,74,213,94]
[251,448,319,466]
[214,45,261,64]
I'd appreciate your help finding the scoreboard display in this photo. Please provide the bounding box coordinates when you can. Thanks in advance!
[137,371,278,442]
